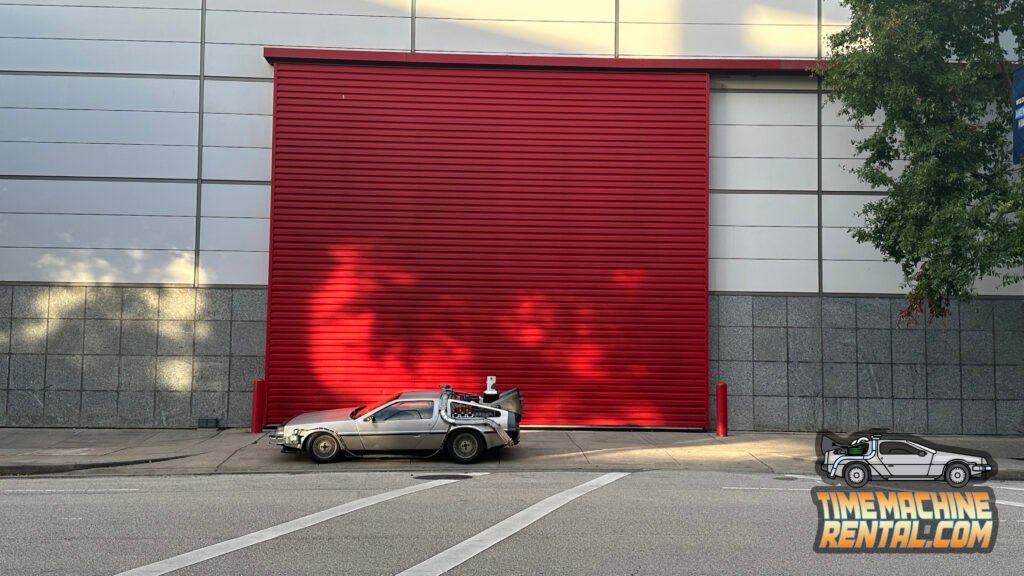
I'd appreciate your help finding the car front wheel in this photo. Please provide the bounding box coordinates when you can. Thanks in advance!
[446,430,484,464]
[306,432,341,464]
[843,462,870,488]
[945,463,971,488]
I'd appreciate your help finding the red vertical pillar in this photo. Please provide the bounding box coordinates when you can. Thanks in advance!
[716,381,728,437]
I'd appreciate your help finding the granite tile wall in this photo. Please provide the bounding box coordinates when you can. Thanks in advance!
[3,285,1021,433]
[709,295,1024,435]
[0,284,264,428]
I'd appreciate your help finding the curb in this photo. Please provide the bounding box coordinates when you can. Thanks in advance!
[0,455,192,477]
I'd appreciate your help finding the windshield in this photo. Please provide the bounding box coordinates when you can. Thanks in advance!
[351,394,400,418]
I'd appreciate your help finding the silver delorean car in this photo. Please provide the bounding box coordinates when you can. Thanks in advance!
[819,433,993,488]
[270,379,522,464]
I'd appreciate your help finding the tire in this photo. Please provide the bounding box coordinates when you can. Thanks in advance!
[446,430,484,464]
[306,432,341,464]
[843,462,870,488]
[945,462,971,489]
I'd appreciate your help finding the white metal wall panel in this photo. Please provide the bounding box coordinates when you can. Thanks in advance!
[199,217,269,252]
[205,11,409,48]
[822,227,886,261]
[822,159,907,192]
[620,1,819,58]
[202,114,272,148]
[977,272,1024,296]
[711,259,818,292]
[0,214,194,250]
[822,99,883,127]
[620,23,817,58]
[0,38,200,75]
[203,9,410,78]
[198,251,267,285]
[0,5,199,42]
[711,158,818,191]
[207,0,408,16]
[10,1,199,8]
[0,248,195,283]
[822,194,880,228]
[203,81,273,115]
[200,184,270,218]
[822,125,872,159]
[712,76,818,91]
[1,109,198,146]
[416,0,614,56]
[823,261,904,293]
[710,226,817,260]
[418,0,612,21]
[0,142,197,179]
[710,193,817,227]
[621,0,818,23]
[200,147,270,181]
[710,125,817,159]
[204,45,278,79]
[821,194,1023,295]
[710,92,817,125]
[0,75,199,112]
[0,180,195,216]
[710,89,818,197]
[415,19,614,55]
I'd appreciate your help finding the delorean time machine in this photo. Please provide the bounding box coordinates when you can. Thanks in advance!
[270,377,523,464]
[819,432,994,489]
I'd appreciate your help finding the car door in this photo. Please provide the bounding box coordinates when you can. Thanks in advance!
[356,400,436,452]
[877,441,933,477]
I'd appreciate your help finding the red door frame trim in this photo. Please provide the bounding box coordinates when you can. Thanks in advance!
[264,47,819,74]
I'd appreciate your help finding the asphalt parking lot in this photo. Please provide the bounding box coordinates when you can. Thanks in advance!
[2,470,1023,576]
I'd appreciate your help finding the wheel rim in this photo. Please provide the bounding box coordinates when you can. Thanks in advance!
[849,467,865,484]
[313,436,335,458]
[454,435,478,459]
[950,467,967,484]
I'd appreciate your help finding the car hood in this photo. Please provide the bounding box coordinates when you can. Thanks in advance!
[286,407,359,427]
[933,451,986,464]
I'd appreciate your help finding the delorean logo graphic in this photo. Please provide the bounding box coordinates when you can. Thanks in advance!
[811,431,999,553]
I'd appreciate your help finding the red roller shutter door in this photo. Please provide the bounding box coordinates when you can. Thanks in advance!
[265,55,709,428]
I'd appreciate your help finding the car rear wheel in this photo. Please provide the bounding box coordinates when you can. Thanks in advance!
[446,430,483,464]
[843,462,870,488]
[307,432,340,464]
[945,463,971,488]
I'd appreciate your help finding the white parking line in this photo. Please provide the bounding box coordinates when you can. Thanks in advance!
[993,485,1024,492]
[396,472,629,576]
[997,500,1024,509]
[113,479,461,576]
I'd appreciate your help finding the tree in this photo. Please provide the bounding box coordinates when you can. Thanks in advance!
[819,0,1024,322]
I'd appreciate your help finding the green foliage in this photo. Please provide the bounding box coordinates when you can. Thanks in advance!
[819,0,1024,321]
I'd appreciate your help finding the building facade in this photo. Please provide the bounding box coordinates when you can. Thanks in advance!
[0,0,1021,433]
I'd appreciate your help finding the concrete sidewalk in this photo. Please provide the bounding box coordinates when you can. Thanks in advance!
[0,427,1022,479]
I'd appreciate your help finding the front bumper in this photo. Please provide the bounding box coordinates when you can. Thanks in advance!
[269,427,303,449]
[972,464,993,474]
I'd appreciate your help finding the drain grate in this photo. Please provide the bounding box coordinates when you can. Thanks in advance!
[413,474,474,480]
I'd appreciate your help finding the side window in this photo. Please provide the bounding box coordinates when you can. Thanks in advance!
[375,400,435,422]
[880,442,914,455]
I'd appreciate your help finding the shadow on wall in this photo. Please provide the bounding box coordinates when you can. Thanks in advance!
[0,285,266,428]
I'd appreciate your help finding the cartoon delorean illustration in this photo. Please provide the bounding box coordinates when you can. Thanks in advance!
[819,432,994,489]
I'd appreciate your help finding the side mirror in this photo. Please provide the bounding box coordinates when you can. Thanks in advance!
[919,451,926,457]
[364,415,375,423]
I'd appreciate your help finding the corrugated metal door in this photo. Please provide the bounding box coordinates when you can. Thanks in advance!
[266,56,709,428]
